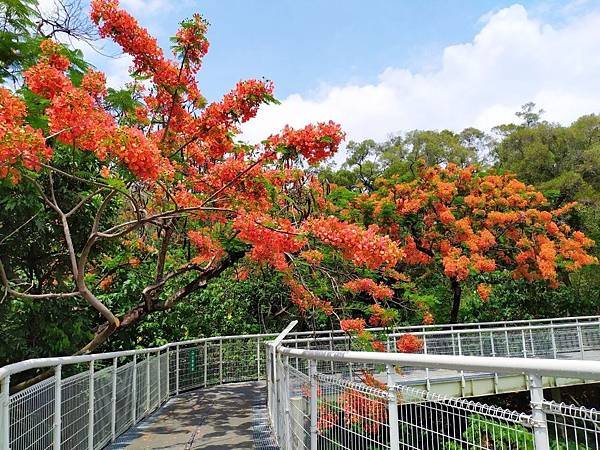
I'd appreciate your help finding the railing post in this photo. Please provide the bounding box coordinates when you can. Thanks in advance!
[423,336,431,390]
[219,339,223,384]
[1,375,10,450]
[309,360,318,450]
[457,332,465,394]
[257,338,261,380]
[550,325,558,359]
[145,353,150,413]
[131,355,137,425]
[283,355,292,450]
[529,374,550,450]
[204,341,208,387]
[157,352,161,406]
[386,364,400,450]
[87,361,95,450]
[166,347,170,398]
[53,364,62,450]
[521,329,528,358]
[175,345,180,395]
[577,324,585,359]
[111,357,117,442]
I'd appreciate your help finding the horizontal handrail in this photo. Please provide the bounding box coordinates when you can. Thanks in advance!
[277,346,600,380]
[3,314,600,380]
[282,318,600,344]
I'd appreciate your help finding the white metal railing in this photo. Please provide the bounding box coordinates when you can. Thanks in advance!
[270,324,600,450]
[2,314,600,449]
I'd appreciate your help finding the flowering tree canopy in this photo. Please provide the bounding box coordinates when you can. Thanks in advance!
[0,0,405,380]
[346,163,597,322]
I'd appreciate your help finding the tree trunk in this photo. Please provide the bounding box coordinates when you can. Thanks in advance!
[450,278,462,324]
[11,251,243,393]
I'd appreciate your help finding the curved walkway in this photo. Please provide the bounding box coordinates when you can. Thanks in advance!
[108,381,278,449]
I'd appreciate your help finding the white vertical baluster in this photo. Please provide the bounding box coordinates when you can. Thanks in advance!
[309,360,318,450]
[175,345,180,395]
[1,375,9,450]
[111,357,117,441]
[387,364,400,450]
[53,365,62,450]
[87,361,95,450]
[132,355,137,425]
[529,374,551,450]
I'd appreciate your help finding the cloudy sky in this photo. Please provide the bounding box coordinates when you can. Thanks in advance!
[45,0,600,146]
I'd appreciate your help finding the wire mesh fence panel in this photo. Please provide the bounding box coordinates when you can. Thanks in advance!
[9,376,55,450]
[395,386,534,450]
[206,341,221,385]
[287,366,310,450]
[554,327,583,355]
[315,373,390,450]
[115,362,134,437]
[135,357,148,420]
[177,344,206,391]
[148,355,159,411]
[580,324,600,353]
[543,401,600,449]
[92,366,113,449]
[60,372,89,450]
[160,353,169,404]
[221,339,259,383]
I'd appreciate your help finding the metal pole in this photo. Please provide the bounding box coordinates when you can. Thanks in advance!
[87,361,95,450]
[157,352,161,406]
[257,338,261,380]
[53,365,62,450]
[204,342,208,387]
[283,355,291,450]
[387,364,400,450]
[529,374,551,450]
[132,355,137,424]
[219,339,223,385]
[146,353,150,413]
[577,325,585,359]
[175,345,180,395]
[423,336,431,391]
[1,375,10,450]
[550,325,558,359]
[111,357,117,442]
[521,329,528,358]
[166,348,170,398]
[309,360,318,450]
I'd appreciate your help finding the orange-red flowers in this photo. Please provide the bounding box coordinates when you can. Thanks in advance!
[476,283,492,302]
[268,121,345,165]
[396,334,423,353]
[340,318,366,333]
[344,278,394,300]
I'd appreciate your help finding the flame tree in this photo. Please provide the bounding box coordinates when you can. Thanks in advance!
[346,163,597,322]
[0,0,406,382]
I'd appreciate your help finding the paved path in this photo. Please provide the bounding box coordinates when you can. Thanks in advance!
[109,381,277,449]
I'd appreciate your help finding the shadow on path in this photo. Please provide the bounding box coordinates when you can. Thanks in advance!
[109,381,276,449]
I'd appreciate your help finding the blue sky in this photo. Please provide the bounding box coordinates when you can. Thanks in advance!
[44,0,600,146]
[110,0,596,101]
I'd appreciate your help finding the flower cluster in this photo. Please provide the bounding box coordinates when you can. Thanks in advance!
[0,88,52,182]
[305,216,403,270]
[340,318,366,333]
[233,212,306,270]
[188,231,225,264]
[268,121,345,165]
[367,304,396,327]
[396,334,423,353]
[343,278,394,300]
[339,388,387,433]
[287,279,333,315]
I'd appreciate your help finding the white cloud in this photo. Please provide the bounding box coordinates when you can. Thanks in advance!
[241,4,600,147]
